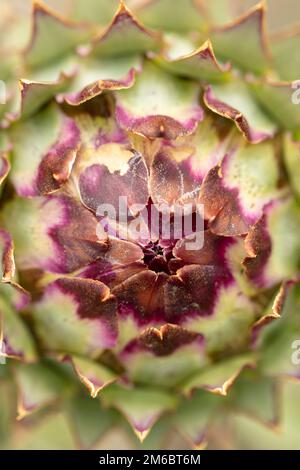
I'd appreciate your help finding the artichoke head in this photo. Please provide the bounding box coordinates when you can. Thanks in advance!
[0,0,300,450]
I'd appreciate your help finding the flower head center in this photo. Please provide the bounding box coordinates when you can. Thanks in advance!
[142,240,174,274]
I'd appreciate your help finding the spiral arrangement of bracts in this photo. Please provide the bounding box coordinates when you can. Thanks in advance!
[0,0,299,450]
